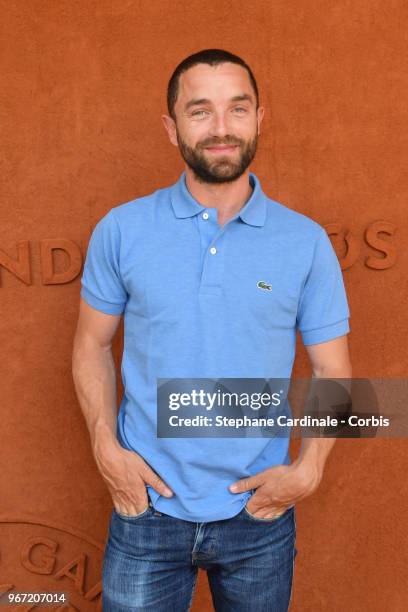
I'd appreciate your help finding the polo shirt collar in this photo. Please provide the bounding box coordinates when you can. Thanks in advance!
[170,170,267,227]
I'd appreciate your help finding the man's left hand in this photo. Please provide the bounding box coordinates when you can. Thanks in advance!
[229,461,322,519]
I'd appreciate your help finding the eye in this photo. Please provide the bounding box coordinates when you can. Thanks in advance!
[191,110,210,117]
[233,107,247,113]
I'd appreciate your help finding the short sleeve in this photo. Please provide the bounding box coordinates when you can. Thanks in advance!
[80,209,128,315]
[296,227,350,345]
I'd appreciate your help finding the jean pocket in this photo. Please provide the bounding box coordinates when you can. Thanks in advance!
[243,504,293,522]
[113,503,152,521]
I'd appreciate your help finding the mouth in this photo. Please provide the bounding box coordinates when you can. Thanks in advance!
[204,145,239,154]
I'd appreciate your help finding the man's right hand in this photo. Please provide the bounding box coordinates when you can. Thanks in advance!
[93,436,173,516]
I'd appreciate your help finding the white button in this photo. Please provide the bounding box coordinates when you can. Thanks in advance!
[202,212,209,220]
[210,247,217,255]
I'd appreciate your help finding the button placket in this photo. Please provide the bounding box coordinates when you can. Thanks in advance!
[199,228,228,294]
[197,210,239,295]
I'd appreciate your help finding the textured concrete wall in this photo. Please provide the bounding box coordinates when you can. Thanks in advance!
[1,1,407,610]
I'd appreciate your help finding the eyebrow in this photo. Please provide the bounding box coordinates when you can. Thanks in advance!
[184,93,254,111]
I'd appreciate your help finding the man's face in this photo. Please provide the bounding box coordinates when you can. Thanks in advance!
[164,62,264,183]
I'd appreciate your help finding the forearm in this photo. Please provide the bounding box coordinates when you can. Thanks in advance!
[71,340,119,456]
[294,362,352,479]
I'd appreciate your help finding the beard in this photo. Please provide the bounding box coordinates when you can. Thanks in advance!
[176,129,258,184]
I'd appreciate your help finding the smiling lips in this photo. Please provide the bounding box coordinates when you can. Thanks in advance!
[204,145,238,154]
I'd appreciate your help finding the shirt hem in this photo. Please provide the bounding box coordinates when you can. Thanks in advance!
[147,489,253,523]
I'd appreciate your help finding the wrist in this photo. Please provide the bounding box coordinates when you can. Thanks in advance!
[293,437,335,483]
[291,457,323,489]
[92,421,120,458]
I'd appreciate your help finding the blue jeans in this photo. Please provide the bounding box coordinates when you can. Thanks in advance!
[102,497,297,611]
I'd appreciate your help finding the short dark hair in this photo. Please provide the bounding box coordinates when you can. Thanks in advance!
[167,48,259,120]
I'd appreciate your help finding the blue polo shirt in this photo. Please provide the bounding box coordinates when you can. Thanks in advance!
[80,171,350,522]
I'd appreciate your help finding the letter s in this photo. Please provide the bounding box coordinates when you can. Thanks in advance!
[365,221,397,269]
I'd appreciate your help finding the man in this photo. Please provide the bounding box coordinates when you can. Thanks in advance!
[72,49,352,611]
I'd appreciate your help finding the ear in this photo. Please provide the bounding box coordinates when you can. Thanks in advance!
[161,114,178,147]
[256,106,265,136]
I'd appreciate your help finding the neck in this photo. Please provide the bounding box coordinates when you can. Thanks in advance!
[184,166,253,225]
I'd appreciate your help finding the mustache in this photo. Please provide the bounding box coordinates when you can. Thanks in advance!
[199,138,243,148]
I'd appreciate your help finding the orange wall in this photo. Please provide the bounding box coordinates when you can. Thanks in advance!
[1,1,407,610]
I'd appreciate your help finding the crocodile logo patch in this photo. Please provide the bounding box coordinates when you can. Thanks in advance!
[257,280,272,291]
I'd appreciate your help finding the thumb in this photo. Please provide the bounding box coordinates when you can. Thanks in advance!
[229,474,261,493]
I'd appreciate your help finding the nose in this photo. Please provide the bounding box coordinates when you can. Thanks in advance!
[207,110,229,138]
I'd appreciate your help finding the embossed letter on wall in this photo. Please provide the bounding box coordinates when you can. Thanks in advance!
[324,221,397,270]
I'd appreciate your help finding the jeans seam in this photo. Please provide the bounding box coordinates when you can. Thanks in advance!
[288,512,297,608]
[187,569,198,611]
